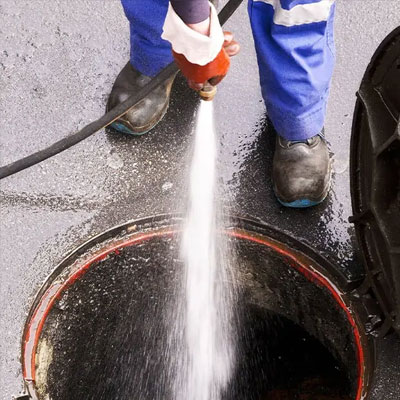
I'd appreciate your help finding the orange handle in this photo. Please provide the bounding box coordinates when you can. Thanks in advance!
[173,47,230,85]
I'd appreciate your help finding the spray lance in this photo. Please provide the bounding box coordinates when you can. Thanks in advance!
[171,38,230,103]
[175,54,227,102]
[167,1,232,104]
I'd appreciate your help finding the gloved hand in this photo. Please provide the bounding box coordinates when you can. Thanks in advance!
[180,31,239,91]
[162,2,240,91]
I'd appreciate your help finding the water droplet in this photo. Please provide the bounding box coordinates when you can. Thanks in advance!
[107,152,124,169]
[332,156,348,174]
[162,182,173,191]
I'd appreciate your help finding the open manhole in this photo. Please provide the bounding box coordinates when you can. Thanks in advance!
[18,25,399,400]
[22,215,374,400]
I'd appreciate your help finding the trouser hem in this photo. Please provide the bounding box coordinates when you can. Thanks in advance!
[266,103,326,141]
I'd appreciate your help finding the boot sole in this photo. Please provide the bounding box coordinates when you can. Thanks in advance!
[109,100,170,136]
[276,197,325,208]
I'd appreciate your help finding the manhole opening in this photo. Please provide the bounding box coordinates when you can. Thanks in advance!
[23,219,368,400]
[232,305,353,399]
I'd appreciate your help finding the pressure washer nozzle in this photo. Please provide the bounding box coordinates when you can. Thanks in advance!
[199,83,217,101]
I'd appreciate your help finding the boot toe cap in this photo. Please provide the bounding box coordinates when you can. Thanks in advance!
[273,135,332,207]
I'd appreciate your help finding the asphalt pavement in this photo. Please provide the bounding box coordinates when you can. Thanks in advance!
[1,0,399,398]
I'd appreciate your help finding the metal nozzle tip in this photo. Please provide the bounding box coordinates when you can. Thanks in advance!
[199,85,217,101]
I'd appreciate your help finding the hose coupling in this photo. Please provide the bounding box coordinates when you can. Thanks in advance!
[199,82,217,101]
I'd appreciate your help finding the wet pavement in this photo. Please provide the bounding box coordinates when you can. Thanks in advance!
[0,0,399,398]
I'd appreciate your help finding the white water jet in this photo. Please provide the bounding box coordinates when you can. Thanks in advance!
[177,100,234,400]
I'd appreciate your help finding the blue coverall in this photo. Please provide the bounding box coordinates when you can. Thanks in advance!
[120,0,336,141]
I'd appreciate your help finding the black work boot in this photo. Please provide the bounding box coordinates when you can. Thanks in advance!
[272,133,332,208]
[107,62,176,135]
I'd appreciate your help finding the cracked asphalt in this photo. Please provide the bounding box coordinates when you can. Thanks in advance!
[1,0,399,398]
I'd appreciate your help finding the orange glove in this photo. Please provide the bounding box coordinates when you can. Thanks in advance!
[162,3,239,91]
[173,31,239,90]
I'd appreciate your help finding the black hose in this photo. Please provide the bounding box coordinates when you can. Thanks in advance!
[0,63,179,180]
[0,0,243,180]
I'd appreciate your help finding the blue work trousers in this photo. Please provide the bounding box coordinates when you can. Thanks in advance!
[121,0,336,140]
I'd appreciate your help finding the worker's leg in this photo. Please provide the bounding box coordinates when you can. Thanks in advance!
[248,0,336,141]
[248,0,336,207]
[107,0,176,135]
[121,0,173,77]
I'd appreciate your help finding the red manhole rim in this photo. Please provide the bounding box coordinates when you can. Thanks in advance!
[22,219,368,400]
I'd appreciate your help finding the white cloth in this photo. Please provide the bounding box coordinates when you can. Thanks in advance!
[161,2,224,66]
[254,0,336,27]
